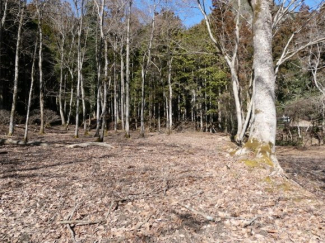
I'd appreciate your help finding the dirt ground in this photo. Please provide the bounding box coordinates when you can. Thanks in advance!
[0,125,324,242]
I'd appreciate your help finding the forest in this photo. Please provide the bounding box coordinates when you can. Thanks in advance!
[1,0,324,144]
[0,0,325,242]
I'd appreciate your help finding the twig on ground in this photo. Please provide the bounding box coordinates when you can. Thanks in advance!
[104,200,116,219]
[243,216,259,227]
[64,203,79,243]
[67,224,76,243]
[58,219,105,226]
[129,214,152,231]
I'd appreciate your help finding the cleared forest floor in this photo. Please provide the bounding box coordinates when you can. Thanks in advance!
[0,125,324,242]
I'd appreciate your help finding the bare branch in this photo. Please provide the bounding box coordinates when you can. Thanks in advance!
[1,0,8,28]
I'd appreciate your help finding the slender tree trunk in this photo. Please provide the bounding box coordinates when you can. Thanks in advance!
[75,74,81,138]
[75,41,82,137]
[120,48,125,131]
[100,82,107,141]
[140,67,145,137]
[125,0,132,137]
[94,9,101,137]
[8,4,24,136]
[140,6,156,137]
[66,83,74,130]
[37,5,45,134]
[59,37,66,125]
[158,104,161,132]
[74,0,85,138]
[0,0,8,29]
[64,75,67,114]
[95,74,101,136]
[81,74,87,134]
[24,37,38,143]
[99,40,109,141]
[113,42,117,131]
[205,79,208,132]
[167,57,173,133]
[0,0,9,110]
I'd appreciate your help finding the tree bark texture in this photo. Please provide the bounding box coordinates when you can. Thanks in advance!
[249,0,276,148]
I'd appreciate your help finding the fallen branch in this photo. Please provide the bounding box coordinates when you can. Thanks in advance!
[58,219,105,226]
[66,142,114,149]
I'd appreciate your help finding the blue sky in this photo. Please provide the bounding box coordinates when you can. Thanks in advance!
[179,0,213,28]
[58,0,213,28]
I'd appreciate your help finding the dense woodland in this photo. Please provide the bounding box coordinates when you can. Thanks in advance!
[0,0,325,148]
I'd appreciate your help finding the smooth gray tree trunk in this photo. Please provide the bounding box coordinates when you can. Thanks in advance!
[120,48,125,131]
[247,0,281,170]
[59,37,66,125]
[8,4,24,136]
[167,57,173,133]
[125,0,132,137]
[36,2,45,134]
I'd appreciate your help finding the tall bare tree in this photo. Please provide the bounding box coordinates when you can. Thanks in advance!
[50,0,75,126]
[197,0,250,143]
[8,1,25,136]
[139,1,156,137]
[0,0,9,109]
[125,0,132,137]
[35,0,47,134]
[24,38,38,143]
[73,0,89,138]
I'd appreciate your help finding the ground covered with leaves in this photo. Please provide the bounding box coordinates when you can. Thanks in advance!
[0,125,324,242]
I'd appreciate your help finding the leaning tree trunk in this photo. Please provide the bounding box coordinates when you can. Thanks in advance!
[24,38,38,143]
[245,0,281,170]
[8,5,24,136]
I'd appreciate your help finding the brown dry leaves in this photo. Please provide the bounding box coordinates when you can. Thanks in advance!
[0,126,324,242]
